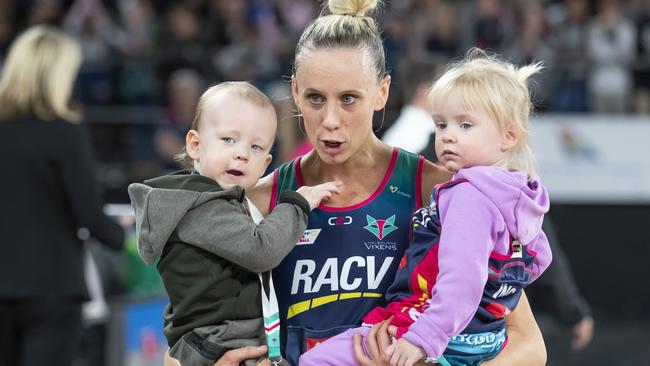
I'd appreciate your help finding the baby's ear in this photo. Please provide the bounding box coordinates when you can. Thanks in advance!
[186,129,201,160]
[264,154,273,174]
[501,124,519,151]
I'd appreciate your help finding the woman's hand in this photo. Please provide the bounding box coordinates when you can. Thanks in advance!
[384,338,426,366]
[213,345,271,366]
[353,318,395,366]
[164,346,271,366]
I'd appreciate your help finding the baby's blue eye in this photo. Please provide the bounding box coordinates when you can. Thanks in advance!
[460,122,472,130]
[222,137,235,144]
[252,145,263,152]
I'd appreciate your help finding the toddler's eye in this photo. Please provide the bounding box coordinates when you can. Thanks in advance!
[435,122,447,130]
[252,145,263,152]
[460,122,472,130]
[222,137,235,144]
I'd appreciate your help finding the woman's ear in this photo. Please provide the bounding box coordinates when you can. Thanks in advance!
[291,75,301,108]
[375,74,391,111]
[186,129,201,160]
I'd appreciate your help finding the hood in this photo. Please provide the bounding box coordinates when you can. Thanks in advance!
[454,166,549,245]
[127,173,244,265]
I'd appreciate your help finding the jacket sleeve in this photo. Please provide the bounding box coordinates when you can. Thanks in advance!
[401,184,499,358]
[61,124,125,250]
[175,191,309,273]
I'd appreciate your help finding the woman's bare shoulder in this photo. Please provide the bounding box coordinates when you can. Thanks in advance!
[419,159,453,205]
[249,172,275,216]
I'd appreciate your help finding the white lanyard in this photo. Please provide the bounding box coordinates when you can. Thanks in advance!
[259,272,282,364]
[248,198,283,364]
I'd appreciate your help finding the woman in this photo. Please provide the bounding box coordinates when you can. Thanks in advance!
[0,26,124,366]
[177,0,547,364]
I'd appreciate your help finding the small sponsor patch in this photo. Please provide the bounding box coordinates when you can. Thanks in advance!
[305,336,334,351]
[297,229,321,245]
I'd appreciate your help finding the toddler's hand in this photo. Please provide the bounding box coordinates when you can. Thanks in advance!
[297,181,342,210]
[384,338,426,366]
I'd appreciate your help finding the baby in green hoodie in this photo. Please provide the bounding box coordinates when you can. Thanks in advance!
[128,81,340,366]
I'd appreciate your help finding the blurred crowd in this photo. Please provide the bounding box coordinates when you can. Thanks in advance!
[1,0,649,111]
[1,0,649,180]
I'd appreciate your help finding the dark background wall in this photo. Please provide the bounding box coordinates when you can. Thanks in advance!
[542,204,650,365]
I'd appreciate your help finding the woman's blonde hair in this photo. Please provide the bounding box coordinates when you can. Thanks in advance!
[175,81,274,169]
[293,0,386,83]
[429,48,542,178]
[0,25,82,122]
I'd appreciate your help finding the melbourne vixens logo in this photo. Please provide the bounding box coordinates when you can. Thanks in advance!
[363,214,398,240]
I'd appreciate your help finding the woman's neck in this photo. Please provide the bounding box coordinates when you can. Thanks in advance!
[305,136,388,182]
[300,136,393,207]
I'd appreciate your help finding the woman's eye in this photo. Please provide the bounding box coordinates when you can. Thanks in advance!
[342,95,356,105]
[308,94,324,104]
[222,137,235,144]
[251,144,263,152]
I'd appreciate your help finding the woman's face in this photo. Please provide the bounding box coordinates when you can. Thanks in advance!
[292,47,390,165]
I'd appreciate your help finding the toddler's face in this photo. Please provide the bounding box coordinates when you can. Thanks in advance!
[433,91,512,173]
[189,93,276,191]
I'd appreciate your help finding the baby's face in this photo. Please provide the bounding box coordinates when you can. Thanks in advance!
[433,91,511,172]
[192,93,276,191]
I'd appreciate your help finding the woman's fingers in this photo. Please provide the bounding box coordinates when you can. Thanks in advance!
[212,345,268,366]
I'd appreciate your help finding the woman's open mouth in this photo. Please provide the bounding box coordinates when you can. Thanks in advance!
[320,140,344,153]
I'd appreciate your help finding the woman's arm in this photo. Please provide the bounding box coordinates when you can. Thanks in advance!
[482,291,547,366]
[249,172,275,216]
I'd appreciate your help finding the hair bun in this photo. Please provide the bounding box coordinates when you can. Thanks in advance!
[328,0,378,17]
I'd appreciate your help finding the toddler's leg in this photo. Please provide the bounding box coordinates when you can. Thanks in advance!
[299,327,371,366]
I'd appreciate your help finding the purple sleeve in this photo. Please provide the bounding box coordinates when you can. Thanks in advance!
[529,228,553,282]
[401,183,503,358]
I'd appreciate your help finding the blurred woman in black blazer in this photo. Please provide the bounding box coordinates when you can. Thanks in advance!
[0,25,124,366]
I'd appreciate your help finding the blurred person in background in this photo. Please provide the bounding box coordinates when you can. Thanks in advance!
[63,0,124,104]
[160,3,208,80]
[412,0,461,61]
[381,58,440,162]
[633,0,650,113]
[587,0,637,113]
[548,0,591,112]
[0,25,125,366]
[153,68,204,173]
[504,0,553,111]
[471,0,513,53]
[528,220,595,353]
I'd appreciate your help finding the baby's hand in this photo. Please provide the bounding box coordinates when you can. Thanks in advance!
[384,338,426,366]
[296,181,342,210]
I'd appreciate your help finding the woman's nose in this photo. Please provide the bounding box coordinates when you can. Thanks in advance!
[322,104,340,131]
